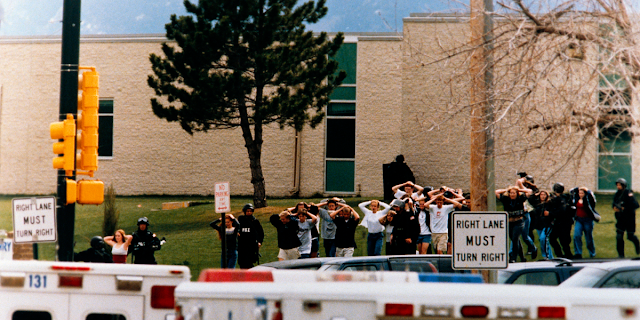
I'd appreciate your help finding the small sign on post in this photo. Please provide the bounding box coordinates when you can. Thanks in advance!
[12,197,57,243]
[214,182,230,268]
[214,182,230,213]
[451,212,508,270]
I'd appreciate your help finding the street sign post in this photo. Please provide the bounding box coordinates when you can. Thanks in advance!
[214,182,230,268]
[12,197,57,243]
[451,211,508,270]
[214,182,230,213]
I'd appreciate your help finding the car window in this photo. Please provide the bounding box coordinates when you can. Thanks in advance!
[497,270,514,284]
[512,271,559,286]
[318,264,340,271]
[341,264,380,271]
[560,267,609,288]
[600,270,640,288]
[290,265,322,270]
[389,261,435,273]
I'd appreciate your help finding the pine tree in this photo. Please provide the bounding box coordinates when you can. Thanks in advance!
[148,0,345,207]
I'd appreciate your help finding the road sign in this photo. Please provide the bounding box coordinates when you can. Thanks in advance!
[12,197,57,243]
[451,211,508,269]
[214,182,230,213]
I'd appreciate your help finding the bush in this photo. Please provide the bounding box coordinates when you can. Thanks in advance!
[102,184,119,237]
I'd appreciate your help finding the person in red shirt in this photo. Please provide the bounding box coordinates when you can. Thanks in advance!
[571,187,599,258]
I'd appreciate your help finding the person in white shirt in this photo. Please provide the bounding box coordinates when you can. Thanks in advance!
[424,195,461,254]
[415,197,432,254]
[392,181,424,201]
[359,200,391,256]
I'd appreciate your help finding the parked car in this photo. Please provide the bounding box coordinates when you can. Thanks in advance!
[251,258,333,270]
[497,259,584,286]
[498,258,626,286]
[559,260,640,288]
[253,255,457,273]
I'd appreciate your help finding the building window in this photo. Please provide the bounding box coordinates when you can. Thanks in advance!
[99,99,114,159]
[597,74,632,191]
[325,42,356,193]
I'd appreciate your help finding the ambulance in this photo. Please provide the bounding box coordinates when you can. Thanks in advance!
[173,269,640,320]
[0,259,190,320]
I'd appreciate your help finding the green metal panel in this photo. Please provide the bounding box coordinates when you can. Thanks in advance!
[326,160,355,192]
[598,155,632,190]
[329,86,356,101]
[328,103,356,116]
[333,43,357,85]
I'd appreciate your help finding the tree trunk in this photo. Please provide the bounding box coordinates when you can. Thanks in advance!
[247,141,267,208]
[239,118,267,209]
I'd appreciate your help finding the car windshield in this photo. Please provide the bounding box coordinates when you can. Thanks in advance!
[497,270,513,284]
[559,267,608,288]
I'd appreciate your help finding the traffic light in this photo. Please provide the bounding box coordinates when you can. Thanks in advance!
[77,179,104,205]
[65,179,77,205]
[50,114,76,176]
[77,67,99,176]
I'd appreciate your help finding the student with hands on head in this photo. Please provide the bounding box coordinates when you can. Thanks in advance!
[359,199,391,256]
[329,204,360,257]
[104,229,133,264]
[392,181,424,201]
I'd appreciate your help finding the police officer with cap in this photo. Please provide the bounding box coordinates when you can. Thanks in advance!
[613,178,640,257]
[130,217,162,264]
[236,203,264,269]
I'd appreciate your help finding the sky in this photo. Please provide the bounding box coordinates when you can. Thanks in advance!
[0,0,469,36]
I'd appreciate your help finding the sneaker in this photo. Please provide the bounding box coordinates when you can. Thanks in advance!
[531,249,538,260]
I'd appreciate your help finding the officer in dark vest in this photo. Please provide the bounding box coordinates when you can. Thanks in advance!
[130,217,162,264]
[613,178,640,257]
[75,236,113,263]
[236,204,264,268]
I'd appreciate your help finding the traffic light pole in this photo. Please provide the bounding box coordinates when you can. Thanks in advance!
[57,0,81,261]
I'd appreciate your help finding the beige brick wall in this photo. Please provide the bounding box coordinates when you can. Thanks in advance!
[0,18,622,198]
[400,19,473,190]
[0,36,300,197]
[355,36,403,197]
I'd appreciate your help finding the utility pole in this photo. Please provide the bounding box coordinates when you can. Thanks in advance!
[469,0,495,211]
[57,0,81,261]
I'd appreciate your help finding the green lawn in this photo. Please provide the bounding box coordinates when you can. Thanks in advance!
[0,194,633,280]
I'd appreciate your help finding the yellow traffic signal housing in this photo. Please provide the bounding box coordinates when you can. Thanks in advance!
[77,67,99,176]
[65,179,77,205]
[76,179,104,205]
[50,114,76,176]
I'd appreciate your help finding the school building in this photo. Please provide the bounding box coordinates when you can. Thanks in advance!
[0,13,635,198]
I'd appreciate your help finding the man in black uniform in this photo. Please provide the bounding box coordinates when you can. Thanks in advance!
[613,178,640,257]
[548,183,574,259]
[131,217,162,264]
[237,204,264,268]
[390,199,419,255]
[75,236,113,263]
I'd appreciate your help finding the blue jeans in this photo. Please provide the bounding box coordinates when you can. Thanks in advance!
[323,238,336,257]
[538,227,554,259]
[221,250,237,269]
[522,212,534,252]
[367,232,384,256]
[509,219,535,261]
[574,217,595,257]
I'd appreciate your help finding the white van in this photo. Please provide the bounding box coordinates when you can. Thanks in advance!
[0,260,190,320]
